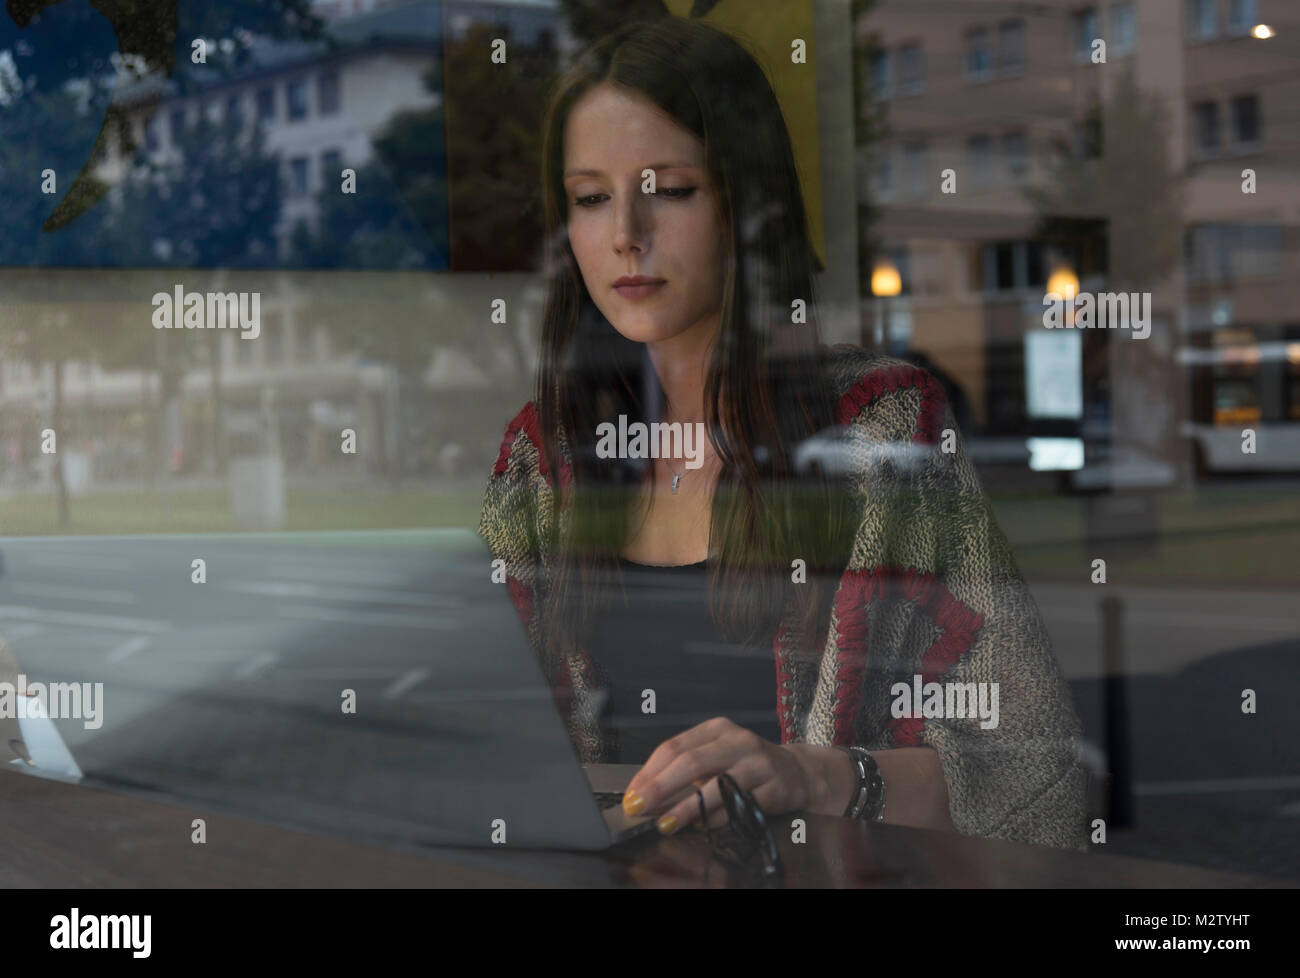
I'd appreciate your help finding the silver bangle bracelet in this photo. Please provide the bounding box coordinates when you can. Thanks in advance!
[840,747,867,818]
[840,746,885,822]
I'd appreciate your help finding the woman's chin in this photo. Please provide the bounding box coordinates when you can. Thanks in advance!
[608,320,681,345]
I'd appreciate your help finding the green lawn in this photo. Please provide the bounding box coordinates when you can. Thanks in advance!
[0,486,485,536]
[992,486,1300,587]
[2,482,1296,587]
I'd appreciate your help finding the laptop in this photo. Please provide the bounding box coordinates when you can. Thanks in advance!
[0,529,668,851]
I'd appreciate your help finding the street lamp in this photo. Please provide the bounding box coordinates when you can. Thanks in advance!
[870,260,902,347]
[1046,266,1079,300]
[871,262,902,298]
[1047,265,1080,328]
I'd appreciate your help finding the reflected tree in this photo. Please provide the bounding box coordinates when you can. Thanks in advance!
[1025,67,1184,292]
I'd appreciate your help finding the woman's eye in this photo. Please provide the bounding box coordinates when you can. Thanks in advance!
[571,187,695,207]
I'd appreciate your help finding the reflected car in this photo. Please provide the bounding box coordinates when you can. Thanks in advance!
[792,424,933,479]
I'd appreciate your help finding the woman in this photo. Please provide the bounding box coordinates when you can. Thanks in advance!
[478,17,1086,850]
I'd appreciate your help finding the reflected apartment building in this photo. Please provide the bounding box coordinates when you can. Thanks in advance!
[856,0,1300,482]
[1,0,446,485]
[1,0,567,487]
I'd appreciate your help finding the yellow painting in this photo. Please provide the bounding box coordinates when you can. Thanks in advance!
[663,0,825,268]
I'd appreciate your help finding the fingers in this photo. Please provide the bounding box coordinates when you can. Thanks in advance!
[626,716,733,798]
[629,725,758,822]
[653,750,772,836]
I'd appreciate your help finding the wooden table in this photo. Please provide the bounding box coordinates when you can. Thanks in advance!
[0,768,1281,888]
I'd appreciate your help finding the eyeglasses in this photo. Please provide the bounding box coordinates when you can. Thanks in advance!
[690,773,783,882]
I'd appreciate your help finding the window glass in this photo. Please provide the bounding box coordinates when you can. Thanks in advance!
[1071,7,1099,59]
[902,140,928,196]
[289,155,310,197]
[318,70,340,115]
[1002,130,1028,180]
[257,85,276,122]
[899,42,925,94]
[967,134,993,187]
[869,49,892,98]
[288,78,309,121]
[1231,94,1260,146]
[966,28,990,80]
[1187,0,1218,39]
[0,0,1294,892]
[1228,0,1259,33]
[1110,2,1137,54]
[997,19,1026,72]
[1193,101,1219,154]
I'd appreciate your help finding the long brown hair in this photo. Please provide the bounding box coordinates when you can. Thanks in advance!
[535,17,855,677]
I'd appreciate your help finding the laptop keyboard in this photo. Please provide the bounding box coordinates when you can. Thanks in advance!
[593,791,625,811]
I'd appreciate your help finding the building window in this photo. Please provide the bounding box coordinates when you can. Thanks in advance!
[1186,0,1218,40]
[1077,107,1103,158]
[257,86,275,122]
[965,28,991,81]
[873,146,893,199]
[997,19,1026,73]
[318,70,340,115]
[1227,0,1259,35]
[144,117,159,153]
[1070,7,1099,61]
[1110,2,1137,55]
[902,140,928,197]
[1192,101,1220,155]
[1002,130,1028,181]
[898,43,925,95]
[967,135,993,188]
[287,79,308,121]
[869,49,892,99]
[981,241,1046,293]
[289,156,310,197]
[1231,94,1261,147]
[982,242,1012,292]
[169,106,186,146]
[1185,223,1283,282]
[225,93,242,129]
[321,149,342,189]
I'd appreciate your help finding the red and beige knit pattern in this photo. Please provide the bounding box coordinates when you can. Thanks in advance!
[478,346,1087,850]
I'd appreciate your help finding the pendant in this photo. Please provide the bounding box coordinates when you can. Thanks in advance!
[671,473,681,493]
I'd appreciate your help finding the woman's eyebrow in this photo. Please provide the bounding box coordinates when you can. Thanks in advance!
[563,161,698,179]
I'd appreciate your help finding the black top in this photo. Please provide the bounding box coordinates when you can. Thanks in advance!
[582,556,781,764]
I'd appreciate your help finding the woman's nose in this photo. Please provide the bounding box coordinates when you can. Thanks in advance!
[612,190,650,255]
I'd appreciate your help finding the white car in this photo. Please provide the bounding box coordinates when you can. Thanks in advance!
[793,425,934,479]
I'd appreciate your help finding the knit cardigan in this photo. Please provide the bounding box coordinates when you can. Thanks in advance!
[477,344,1088,851]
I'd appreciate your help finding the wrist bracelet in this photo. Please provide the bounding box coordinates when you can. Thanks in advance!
[840,747,867,818]
[840,746,885,822]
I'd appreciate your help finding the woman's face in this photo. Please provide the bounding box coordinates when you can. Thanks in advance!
[562,83,727,348]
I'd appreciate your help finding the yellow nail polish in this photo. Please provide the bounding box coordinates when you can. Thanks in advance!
[657,814,678,835]
[623,793,644,815]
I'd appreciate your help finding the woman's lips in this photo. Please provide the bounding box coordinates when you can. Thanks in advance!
[613,281,665,300]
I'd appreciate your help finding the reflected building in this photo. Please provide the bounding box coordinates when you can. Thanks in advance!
[855,0,1299,482]
[0,0,562,484]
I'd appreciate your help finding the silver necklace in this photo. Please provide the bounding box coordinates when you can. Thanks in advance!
[664,453,712,493]
[666,460,684,493]
[661,416,710,493]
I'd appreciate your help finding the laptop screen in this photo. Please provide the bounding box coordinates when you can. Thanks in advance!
[0,530,610,850]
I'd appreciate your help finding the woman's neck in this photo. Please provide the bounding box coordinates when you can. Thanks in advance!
[645,310,720,425]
